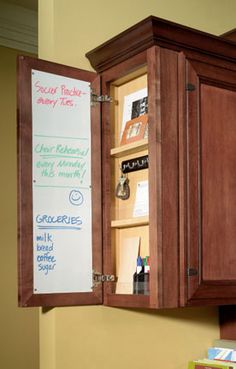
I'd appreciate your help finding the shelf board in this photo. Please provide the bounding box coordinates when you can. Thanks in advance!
[111,216,149,228]
[110,139,148,158]
[106,293,150,308]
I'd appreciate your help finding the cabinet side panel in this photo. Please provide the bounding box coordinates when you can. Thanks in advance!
[160,48,180,307]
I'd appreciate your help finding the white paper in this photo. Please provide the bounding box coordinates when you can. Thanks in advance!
[116,237,140,294]
[133,180,149,217]
[120,88,147,139]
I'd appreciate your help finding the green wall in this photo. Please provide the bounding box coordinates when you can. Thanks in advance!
[0,45,39,369]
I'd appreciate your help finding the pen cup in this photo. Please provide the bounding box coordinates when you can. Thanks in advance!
[133,272,149,295]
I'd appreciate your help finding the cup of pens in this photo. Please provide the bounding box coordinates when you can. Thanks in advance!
[133,256,150,295]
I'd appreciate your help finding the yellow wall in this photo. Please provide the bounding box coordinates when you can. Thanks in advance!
[38,1,236,369]
[39,0,236,70]
[0,45,39,369]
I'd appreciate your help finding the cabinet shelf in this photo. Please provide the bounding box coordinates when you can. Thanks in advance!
[111,216,149,229]
[110,139,148,158]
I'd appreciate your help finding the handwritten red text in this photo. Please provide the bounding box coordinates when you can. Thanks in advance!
[34,81,87,109]
[35,81,58,95]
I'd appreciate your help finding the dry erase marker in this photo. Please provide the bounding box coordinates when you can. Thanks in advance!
[133,256,143,294]
[137,256,143,273]
[143,256,150,295]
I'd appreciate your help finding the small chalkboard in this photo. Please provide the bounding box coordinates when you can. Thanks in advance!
[17,56,102,307]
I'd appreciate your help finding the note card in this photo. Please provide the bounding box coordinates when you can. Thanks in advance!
[133,180,149,217]
[116,237,140,294]
[120,88,147,139]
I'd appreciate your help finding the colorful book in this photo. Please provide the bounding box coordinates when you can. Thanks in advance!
[208,347,235,361]
[188,359,236,369]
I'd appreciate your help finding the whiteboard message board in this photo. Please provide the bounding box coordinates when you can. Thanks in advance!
[32,69,92,294]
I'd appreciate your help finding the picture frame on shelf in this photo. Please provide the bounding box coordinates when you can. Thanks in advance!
[120,114,148,146]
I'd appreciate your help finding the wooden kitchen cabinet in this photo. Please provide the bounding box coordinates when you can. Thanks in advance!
[18,16,236,308]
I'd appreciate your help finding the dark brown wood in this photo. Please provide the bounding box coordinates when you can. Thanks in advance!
[17,55,102,307]
[178,52,188,307]
[185,58,200,303]
[201,85,236,283]
[184,56,236,305]
[221,29,236,42]
[17,56,34,307]
[92,18,236,309]
[90,74,103,303]
[105,293,149,308]
[159,48,179,307]
[220,306,236,339]
[86,16,236,73]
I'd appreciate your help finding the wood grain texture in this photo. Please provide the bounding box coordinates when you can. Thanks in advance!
[86,16,236,73]
[201,85,236,281]
[159,48,179,307]
[147,46,161,308]
[178,52,188,307]
[185,56,236,305]
[105,293,149,308]
[185,59,200,302]
[17,56,102,307]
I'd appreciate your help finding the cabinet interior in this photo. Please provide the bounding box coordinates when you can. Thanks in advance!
[108,67,150,296]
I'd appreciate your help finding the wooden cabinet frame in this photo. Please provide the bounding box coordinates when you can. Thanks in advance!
[18,16,236,309]
[17,57,103,307]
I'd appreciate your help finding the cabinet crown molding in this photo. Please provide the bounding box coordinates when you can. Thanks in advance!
[0,1,37,53]
[86,15,236,72]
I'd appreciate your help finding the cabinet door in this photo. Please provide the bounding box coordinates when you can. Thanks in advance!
[184,57,236,305]
[18,56,102,307]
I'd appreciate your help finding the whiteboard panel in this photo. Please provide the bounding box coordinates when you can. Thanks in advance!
[32,69,92,293]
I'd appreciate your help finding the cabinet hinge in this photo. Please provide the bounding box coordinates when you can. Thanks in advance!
[187,268,198,277]
[186,83,196,92]
[91,92,113,105]
[92,271,116,288]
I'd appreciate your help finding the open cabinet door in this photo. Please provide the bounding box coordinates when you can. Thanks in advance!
[17,56,102,307]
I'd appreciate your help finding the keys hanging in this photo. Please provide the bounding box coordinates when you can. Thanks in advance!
[115,171,130,200]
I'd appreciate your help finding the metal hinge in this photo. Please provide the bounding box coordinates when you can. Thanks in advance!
[187,268,198,276]
[92,271,116,288]
[91,92,113,105]
[186,83,196,92]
